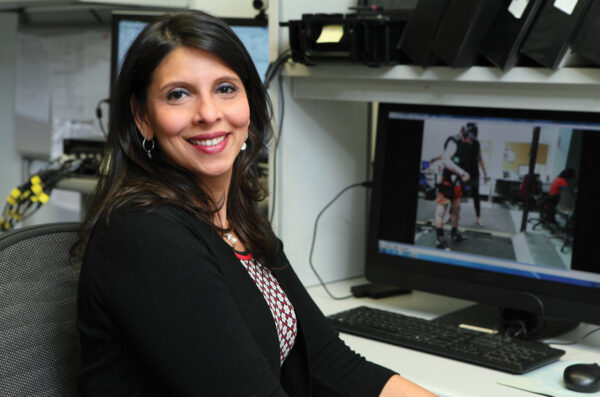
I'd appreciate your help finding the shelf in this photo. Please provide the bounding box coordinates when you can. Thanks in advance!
[0,0,189,13]
[285,63,600,112]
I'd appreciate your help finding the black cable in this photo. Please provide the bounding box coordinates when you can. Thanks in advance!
[268,72,285,223]
[1,155,94,231]
[265,49,292,224]
[88,9,103,24]
[95,98,110,138]
[309,181,372,300]
[264,49,291,89]
[496,291,545,339]
[495,292,600,346]
[545,327,600,346]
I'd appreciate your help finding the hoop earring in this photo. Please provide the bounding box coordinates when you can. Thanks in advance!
[142,137,155,159]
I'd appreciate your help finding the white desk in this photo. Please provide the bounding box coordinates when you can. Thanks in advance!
[308,278,600,397]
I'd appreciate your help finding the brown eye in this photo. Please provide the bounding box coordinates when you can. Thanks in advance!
[216,84,237,95]
[167,89,190,100]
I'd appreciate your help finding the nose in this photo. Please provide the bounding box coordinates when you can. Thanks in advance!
[193,95,221,124]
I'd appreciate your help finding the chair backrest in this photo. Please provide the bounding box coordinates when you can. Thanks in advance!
[0,223,81,397]
[556,187,576,215]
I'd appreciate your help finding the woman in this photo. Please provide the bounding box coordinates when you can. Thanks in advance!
[75,11,435,397]
[545,167,576,224]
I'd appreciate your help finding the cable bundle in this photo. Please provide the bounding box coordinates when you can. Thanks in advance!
[1,154,99,231]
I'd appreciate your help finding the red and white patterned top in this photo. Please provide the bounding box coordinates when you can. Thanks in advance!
[235,251,297,365]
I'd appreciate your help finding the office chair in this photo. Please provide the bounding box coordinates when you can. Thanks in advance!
[554,187,576,252]
[0,222,81,397]
[528,194,559,233]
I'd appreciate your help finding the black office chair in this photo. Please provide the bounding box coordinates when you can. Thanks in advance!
[0,223,81,396]
[528,193,558,232]
[555,187,576,252]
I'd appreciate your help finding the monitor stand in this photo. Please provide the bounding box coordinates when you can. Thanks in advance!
[433,303,579,341]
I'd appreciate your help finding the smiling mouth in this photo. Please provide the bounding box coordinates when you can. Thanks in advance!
[187,135,227,147]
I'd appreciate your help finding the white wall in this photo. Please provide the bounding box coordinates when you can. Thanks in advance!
[276,86,370,286]
[274,0,371,286]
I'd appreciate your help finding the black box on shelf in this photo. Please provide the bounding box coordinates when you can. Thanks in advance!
[283,11,411,66]
[285,14,355,66]
[351,11,412,66]
[479,0,545,71]
[519,0,592,69]
[396,0,451,67]
[430,0,504,68]
[570,0,600,66]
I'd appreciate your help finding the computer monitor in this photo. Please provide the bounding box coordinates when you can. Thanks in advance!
[110,11,269,84]
[366,102,600,340]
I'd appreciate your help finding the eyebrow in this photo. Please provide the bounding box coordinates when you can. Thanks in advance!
[157,74,243,92]
[157,81,192,92]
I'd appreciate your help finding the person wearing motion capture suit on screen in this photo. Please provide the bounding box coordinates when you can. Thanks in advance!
[430,123,488,227]
[462,123,489,227]
[434,125,476,250]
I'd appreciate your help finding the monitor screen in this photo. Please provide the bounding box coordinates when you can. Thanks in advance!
[366,102,600,339]
[110,12,269,84]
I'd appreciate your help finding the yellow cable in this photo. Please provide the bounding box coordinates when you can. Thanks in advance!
[31,185,43,195]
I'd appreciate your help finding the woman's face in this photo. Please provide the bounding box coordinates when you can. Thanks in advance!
[133,45,250,188]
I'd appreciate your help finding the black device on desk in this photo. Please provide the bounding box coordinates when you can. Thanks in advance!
[331,102,600,372]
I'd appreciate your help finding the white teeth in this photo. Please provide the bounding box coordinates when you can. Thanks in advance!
[188,135,226,146]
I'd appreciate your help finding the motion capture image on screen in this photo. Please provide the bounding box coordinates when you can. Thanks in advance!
[373,104,600,291]
[416,115,580,269]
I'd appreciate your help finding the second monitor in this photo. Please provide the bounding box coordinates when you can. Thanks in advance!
[366,102,600,340]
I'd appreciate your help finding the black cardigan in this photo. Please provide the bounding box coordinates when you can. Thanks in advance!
[76,206,395,396]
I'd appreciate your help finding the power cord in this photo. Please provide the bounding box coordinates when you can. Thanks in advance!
[268,72,286,223]
[497,292,545,340]
[95,98,110,138]
[496,292,600,346]
[309,181,372,300]
[265,48,291,90]
[265,49,292,224]
[544,327,600,346]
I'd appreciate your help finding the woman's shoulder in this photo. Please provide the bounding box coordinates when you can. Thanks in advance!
[92,204,213,244]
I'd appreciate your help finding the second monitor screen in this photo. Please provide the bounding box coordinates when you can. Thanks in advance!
[376,104,600,286]
[416,114,580,269]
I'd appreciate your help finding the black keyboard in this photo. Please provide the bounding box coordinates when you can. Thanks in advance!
[327,306,565,374]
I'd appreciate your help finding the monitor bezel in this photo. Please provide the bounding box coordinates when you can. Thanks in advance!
[366,102,600,327]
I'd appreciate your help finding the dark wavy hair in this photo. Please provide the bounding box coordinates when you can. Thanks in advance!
[75,10,278,267]
[559,167,575,180]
